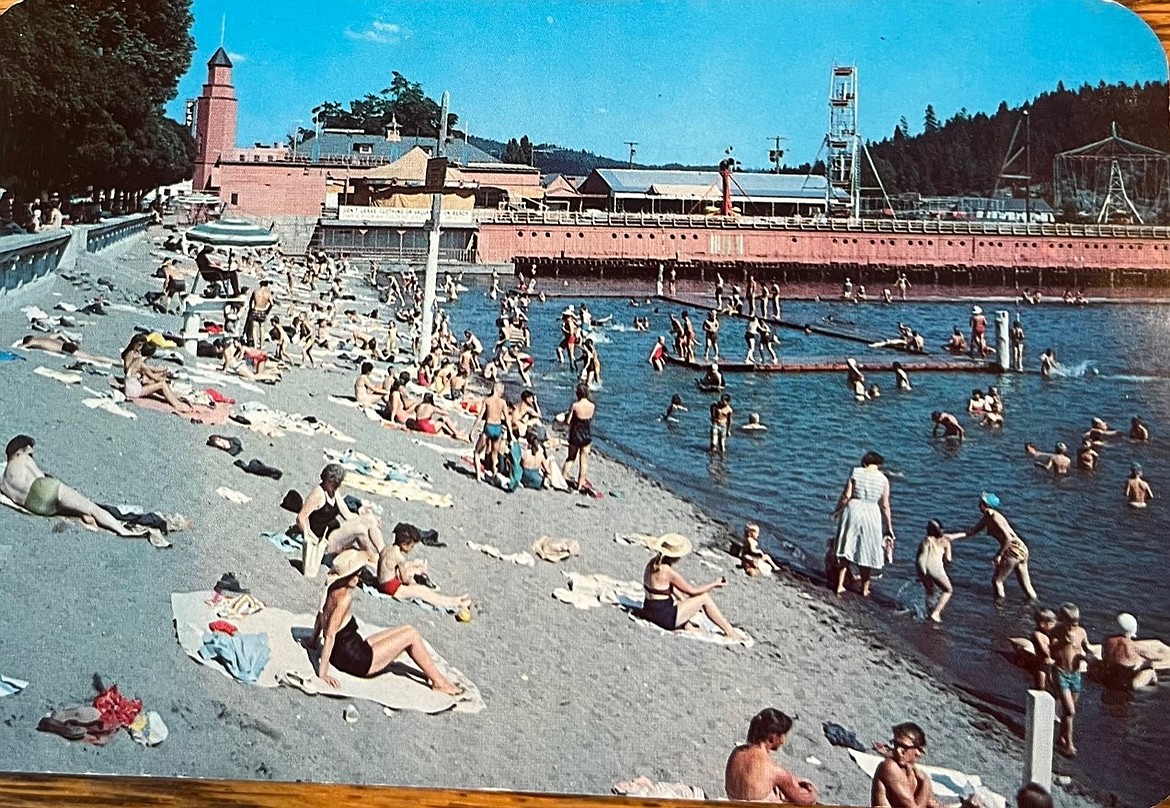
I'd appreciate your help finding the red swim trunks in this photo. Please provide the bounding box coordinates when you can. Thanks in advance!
[378,578,402,596]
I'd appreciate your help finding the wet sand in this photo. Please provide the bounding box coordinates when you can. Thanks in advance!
[0,233,1117,807]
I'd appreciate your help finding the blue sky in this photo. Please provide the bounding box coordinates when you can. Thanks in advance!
[166,0,1167,169]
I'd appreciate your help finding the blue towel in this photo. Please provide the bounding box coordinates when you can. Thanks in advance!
[197,632,271,684]
[0,351,23,363]
[262,530,303,553]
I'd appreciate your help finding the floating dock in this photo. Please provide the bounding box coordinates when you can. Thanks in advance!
[664,354,998,374]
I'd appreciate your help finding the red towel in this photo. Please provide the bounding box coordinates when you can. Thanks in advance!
[204,388,235,405]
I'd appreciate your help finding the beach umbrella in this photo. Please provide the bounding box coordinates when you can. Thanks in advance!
[185,217,278,248]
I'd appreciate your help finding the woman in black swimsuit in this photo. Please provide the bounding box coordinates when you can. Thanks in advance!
[562,383,596,491]
[307,549,463,695]
[638,533,746,643]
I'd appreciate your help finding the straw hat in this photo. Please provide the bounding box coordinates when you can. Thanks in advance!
[328,549,369,581]
[650,533,692,558]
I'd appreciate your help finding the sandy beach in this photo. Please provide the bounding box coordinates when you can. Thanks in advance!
[0,231,1121,807]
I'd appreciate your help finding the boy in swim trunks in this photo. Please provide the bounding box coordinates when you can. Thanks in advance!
[1051,602,1093,757]
[1029,608,1057,690]
[710,394,733,454]
[473,382,509,484]
[1,435,147,538]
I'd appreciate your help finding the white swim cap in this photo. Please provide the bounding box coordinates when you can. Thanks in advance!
[1118,613,1138,638]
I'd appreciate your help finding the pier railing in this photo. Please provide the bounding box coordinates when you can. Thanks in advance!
[479,210,1170,240]
[83,213,153,253]
[0,229,71,301]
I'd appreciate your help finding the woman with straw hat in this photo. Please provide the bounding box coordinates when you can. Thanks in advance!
[638,533,747,643]
[306,549,462,695]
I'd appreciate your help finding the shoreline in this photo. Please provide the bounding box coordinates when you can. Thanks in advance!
[0,232,1139,808]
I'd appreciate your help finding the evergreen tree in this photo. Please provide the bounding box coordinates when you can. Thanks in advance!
[924,105,941,134]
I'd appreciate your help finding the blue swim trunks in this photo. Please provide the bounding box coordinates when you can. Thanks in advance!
[1055,668,1084,694]
[484,423,504,440]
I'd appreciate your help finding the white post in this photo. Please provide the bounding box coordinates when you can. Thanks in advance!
[1024,689,1055,791]
[994,309,1010,372]
[418,90,449,362]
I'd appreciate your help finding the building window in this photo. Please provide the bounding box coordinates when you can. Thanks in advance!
[352,143,374,155]
[230,193,239,205]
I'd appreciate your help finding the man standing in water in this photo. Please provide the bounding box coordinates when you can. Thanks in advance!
[703,310,721,361]
[930,411,965,441]
[1010,318,1026,372]
[1126,463,1154,507]
[954,492,1039,601]
[710,393,733,454]
[724,708,818,804]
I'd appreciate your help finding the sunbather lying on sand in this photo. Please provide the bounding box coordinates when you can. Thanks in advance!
[308,549,463,694]
[1,435,149,539]
[21,334,109,365]
[376,523,472,612]
[638,533,747,643]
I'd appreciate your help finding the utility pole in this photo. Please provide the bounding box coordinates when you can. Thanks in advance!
[419,90,449,361]
[768,136,787,173]
[625,141,638,169]
[1023,109,1031,224]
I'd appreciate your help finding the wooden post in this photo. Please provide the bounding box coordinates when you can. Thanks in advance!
[1024,689,1055,791]
[995,310,1011,372]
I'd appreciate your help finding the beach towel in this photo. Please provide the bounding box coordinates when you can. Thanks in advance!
[467,540,535,566]
[171,591,483,714]
[612,777,706,800]
[0,351,23,363]
[847,750,1006,808]
[323,448,430,484]
[33,366,82,385]
[82,397,138,420]
[0,675,28,698]
[531,537,581,563]
[197,631,271,683]
[343,474,453,508]
[215,487,252,505]
[262,530,303,553]
[127,395,232,425]
[553,571,753,647]
[360,584,454,615]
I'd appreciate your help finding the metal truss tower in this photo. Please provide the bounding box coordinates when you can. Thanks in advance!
[1097,158,1144,225]
[826,65,860,219]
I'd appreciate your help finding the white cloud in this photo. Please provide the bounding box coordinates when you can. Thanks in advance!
[344,20,407,44]
[226,51,247,64]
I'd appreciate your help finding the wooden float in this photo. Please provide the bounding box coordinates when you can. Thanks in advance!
[664,354,997,374]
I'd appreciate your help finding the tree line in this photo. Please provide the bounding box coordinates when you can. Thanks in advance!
[0,0,196,205]
[865,80,1169,200]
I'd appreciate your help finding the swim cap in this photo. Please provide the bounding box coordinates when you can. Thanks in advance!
[980,492,1001,508]
[1131,462,1143,474]
[1118,613,1138,638]
[1055,442,1067,453]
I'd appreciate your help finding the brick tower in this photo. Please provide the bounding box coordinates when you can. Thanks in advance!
[192,47,237,191]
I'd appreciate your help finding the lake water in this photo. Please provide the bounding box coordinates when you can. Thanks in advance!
[445,284,1170,807]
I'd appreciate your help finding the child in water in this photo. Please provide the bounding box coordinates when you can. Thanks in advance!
[915,520,963,623]
[1029,608,1057,690]
[662,394,687,422]
[1051,603,1093,757]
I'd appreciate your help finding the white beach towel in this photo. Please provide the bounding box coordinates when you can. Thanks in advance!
[554,571,754,647]
[171,591,483,715]
[847,750,1006,808]
[215,486,252,505]
[33,366,83,385]
[0,675,29,698]
[467,540,535,566]
[82,397,138,419]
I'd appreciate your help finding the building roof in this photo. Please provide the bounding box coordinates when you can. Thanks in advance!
[578,168,836,201]
[356,146,467,185]
[309,131,499,166]
[207,47,232,68]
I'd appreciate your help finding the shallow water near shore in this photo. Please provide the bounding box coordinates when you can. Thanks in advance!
[448,285,1170,807]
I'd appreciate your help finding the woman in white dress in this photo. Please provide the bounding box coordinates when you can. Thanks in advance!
[830,451,894,596]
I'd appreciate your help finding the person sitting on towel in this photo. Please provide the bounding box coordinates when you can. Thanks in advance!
[296,463,386,559]
[307,549,463,695]
[725,708,818,804]
[376,524,472,613]
[871,721,941,808]
[1,435,149,539]
[121,333,192,414]
[637,533,746,643]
